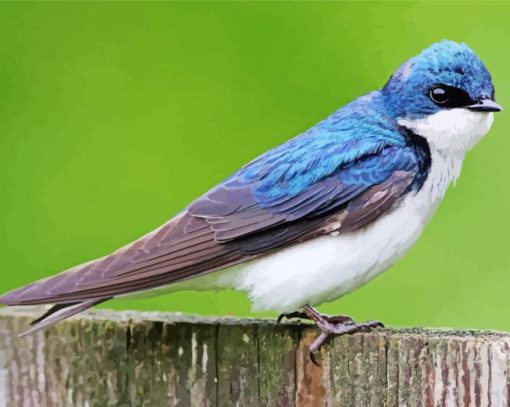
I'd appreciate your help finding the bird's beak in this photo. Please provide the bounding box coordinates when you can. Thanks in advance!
[467,99,503,112]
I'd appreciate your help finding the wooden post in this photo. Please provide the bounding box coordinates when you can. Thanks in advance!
[0,307,509,406]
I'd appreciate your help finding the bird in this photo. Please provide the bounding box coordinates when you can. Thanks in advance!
[0,40,502,358]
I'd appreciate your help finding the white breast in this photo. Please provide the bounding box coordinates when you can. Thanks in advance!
[136,110,493,312]
[177,150,460,313]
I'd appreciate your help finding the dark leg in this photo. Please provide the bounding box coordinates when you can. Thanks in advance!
[278,304,383,365]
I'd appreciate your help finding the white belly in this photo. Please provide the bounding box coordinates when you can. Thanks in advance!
[159,149,461,312]
[119,108,494,311]
[125,147,466,312]
[225,189,435,312]
[148,111,492,312]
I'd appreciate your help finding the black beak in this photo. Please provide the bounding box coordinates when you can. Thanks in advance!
[467,99,503,112]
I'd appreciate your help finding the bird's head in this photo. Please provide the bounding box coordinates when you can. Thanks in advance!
[382,40,501,155]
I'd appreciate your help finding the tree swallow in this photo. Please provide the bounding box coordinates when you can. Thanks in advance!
[0,41,501,356]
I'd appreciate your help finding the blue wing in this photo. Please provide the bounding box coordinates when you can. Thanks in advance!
[189,99,429,243]
[0,94,431,313]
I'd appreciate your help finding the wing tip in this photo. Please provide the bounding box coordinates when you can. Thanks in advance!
[0,292,19,306]
[0,287,38,306]
[16,297,111,338]
[0,280,49,305]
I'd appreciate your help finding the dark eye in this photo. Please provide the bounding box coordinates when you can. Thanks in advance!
[428,84,474,108]
[429,86,449,104]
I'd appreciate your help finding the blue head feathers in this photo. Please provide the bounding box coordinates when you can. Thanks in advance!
[193,40,498,217]
[382,40,496,119]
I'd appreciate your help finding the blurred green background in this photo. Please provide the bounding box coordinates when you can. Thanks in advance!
[1,1,509,331]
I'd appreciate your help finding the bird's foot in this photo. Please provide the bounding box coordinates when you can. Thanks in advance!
[277,306,353,325]
[278,304,383,366]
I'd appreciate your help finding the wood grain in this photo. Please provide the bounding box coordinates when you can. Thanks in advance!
[0,307,509,406]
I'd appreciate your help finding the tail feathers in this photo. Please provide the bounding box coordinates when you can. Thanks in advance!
[18,297,111,338]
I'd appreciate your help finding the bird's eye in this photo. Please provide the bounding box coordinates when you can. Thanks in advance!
[428,84,474,108]
[429,86,449,104]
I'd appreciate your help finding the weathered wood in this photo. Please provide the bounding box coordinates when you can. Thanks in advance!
[0,307,509,406]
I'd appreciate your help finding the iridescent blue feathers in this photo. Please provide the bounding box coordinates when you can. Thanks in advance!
[189,90,430,241]
[0,39,497,334]
[383,40,494,118]
[190,40,492,240]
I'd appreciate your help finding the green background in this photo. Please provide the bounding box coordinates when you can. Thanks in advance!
[1,1,509,331]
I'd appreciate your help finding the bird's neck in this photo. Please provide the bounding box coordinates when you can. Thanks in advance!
[421,147,463,205]
[397,108,494,205]
[397,145,462,226]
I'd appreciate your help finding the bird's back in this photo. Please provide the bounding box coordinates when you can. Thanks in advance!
[0,90,431,334]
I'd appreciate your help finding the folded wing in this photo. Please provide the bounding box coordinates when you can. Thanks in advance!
[0,108,430,333]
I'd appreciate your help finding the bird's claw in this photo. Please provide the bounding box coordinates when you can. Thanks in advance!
[308,319,384,363]
[309,351,321,367]
[277,306,383,365]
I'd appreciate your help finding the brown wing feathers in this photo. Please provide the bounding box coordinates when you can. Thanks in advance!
[0,213,241,305]
[0,170,415,335]
[0,170,414,307]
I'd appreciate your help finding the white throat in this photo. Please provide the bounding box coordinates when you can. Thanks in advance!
[398,109,493,156]
[398,108,493,196]
[137,108,495,313]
